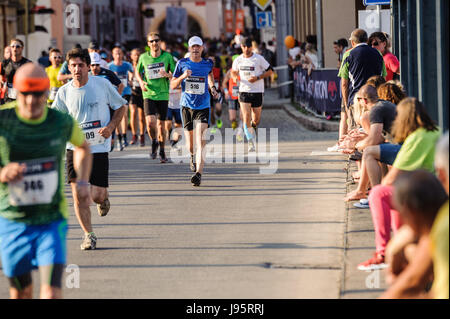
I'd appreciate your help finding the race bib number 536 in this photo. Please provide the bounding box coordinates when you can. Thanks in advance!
[8,158,58,206]
[185,76,206,95]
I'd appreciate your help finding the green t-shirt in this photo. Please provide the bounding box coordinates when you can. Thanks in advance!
[0,106,84,225]
[137,50,176,101]
[393,127,441,172]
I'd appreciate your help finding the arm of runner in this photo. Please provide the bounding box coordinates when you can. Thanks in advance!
[135,57,147,92]
[222,71,230,97]
[70,123,92,208]
[208,72,219,99]
[99,105,126,139]
[0,163,27,183]
[57,73,72,83]
[249,66,273,83]
[170,69,191,90]
[117,82,125,95]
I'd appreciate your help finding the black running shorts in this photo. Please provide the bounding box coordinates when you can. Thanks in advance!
[66,150,109,188]
[238,92,263,108]
[181,106,210,131]
[144,99,168,120]
[228,99,240,111]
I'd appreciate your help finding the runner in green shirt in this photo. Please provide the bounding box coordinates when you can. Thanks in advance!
[0,63,91,299]
[135,32,176,163]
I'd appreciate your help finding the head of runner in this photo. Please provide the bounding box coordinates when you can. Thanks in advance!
[241,38,254,58]
[49,48,63,68]
[10,38,24,61]
[13,63,49,120]
[188,36,204,62]
[112,46,124,65]
[67,48,90,86]
[147,32,162,58]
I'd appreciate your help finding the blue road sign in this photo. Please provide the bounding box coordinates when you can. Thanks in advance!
[255,11,273,29]
[363,0,390,5]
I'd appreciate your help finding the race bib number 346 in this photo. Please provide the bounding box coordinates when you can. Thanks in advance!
[8,158,58,206]
[81,120,105,146]
[185,76,206,95]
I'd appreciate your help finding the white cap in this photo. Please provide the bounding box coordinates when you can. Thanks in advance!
[89,52,102,65]
[188,36,203,47]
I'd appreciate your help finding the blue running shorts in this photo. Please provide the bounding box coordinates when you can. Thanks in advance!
[0,217,67,278]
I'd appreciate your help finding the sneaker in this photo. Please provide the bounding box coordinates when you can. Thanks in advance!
[190,155,196,172]
[130,135,137,145]
[123,137,129,147]
[327,143,340,152]
[354,202,370,209]
[248,139,256,152]
[216,119,223,129]
[140,135,145,147]
[236,134,243,142]
[117,140,124,151]
[210,125,217,134]
[357,252,388,271]
[191,172,201,186]
[151,140,158,159]
[159,150,168,163]
[97,198,110,217]
[80,232,97,250]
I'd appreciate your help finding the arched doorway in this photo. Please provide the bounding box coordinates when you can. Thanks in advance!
[157,15,203,41]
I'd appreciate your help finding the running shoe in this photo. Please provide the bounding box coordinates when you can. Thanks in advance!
[236,134,243,142]
[190,155,196,172]
[151,140,158,159]
[354,198,370,209]
[97,198,110,217]
[191,172,202,186]
[130,135,137,145]
[327,143,341,152]
[210,125,217,134]
[357,252,388,271]
[216,119,223,129]
[248,139,256,152]
[123,136,129,147]
[140,135,145,147]
[159,150,168,163]
[80,232,97,250]
[117,139,124,151]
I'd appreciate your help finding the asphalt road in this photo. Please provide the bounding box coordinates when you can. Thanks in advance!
[1,108,354,299]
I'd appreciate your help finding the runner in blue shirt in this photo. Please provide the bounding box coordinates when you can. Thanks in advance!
[171,36,219,186]
[108,47,134,149]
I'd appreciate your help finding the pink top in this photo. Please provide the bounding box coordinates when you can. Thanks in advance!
[383,52,400,81]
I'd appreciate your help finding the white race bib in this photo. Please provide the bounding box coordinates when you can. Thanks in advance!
[81,120,105,146]
[7,84,17,99]
[8,158,58,206]
[120,77,128,87]
[49,87,59,101]
[147,63,165,80]
[232,86,239,97]
[185,76,206,95]
[240,66,255,80]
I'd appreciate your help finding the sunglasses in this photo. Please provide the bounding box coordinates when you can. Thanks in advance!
[54,55,63,59]
[148,39,160,44]
[90,64,100,67]
[11,45,22,48]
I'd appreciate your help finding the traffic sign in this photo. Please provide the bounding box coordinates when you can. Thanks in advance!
[255,11,272,29]
[253,0,272,11]
[363,0,391,5]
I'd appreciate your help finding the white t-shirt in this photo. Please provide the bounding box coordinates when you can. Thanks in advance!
[289,47,301,59]
[232,53,271,93]
[306,51,319,69]
[52,75,127,153]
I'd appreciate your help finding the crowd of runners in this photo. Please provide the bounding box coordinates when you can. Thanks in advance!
[0,33,273,298]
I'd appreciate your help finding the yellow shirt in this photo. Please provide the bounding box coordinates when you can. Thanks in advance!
[45,64,64,104]
[430,200,449,299]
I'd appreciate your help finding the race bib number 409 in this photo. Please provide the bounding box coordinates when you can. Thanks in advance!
[185,76,206,95]
[81,120,105,146]
[8,158,58,206]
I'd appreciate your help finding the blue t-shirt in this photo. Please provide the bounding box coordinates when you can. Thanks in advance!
[173,58,213,110]
[107,61,134,96]
[59,61,70,75]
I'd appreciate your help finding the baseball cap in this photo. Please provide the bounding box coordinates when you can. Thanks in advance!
[188,36,203,47]
[88,41,99,50]
[89,52,102,65]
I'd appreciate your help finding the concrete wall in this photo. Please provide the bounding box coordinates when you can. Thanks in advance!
[322,0,356,68]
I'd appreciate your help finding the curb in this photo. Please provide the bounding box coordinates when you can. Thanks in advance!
[264,102,339,132]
